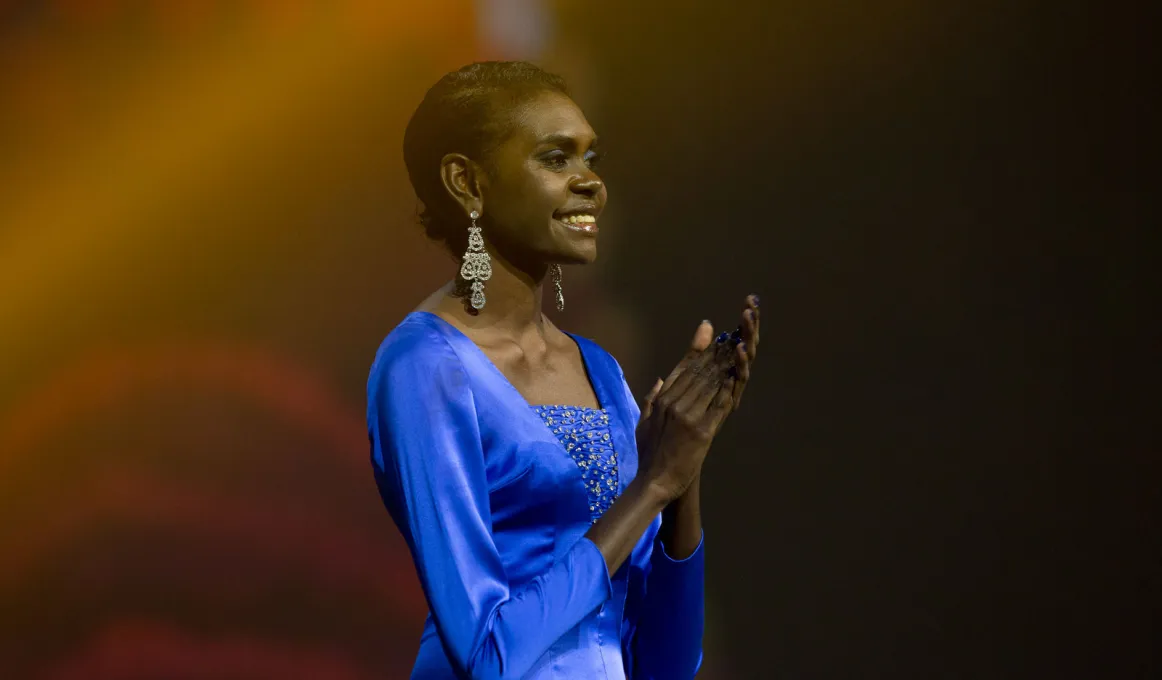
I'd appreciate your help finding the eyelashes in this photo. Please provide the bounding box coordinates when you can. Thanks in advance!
[540,152,568,169]
[539,150,603,170]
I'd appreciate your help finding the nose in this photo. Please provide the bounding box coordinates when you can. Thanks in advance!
[571,172,603,197]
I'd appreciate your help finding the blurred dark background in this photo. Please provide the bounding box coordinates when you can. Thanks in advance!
[591,1,1157,677]
[0,1,1155,678]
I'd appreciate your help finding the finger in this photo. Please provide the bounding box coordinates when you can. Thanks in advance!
[737,341,751,382]
[741,295,759,358]
[683,357,730,414]
[641,377,663,419]
[677,341,737,413]
[742,308,758,362]
[661,320,714,392]
[713,332,740,374]
[677,370,725,417]
[691,318,715,352]
[665,344,720,406]
[731,341,751,409]
[744,294,759,345]
[699,375,737,432]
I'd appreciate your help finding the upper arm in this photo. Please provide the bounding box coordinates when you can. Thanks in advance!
[367,334,508,662]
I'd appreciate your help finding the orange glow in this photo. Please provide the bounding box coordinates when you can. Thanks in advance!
[0,1,476,349]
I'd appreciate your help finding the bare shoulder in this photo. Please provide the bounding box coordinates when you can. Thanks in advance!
[412,283,480,336]
[413,282,456,315]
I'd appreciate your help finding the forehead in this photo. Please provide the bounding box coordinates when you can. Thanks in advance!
[502,90,595,147]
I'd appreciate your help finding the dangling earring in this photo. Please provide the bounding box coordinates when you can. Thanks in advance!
[551,264,565,312]
[460,210,492,310]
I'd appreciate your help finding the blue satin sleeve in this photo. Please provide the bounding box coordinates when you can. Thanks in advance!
[367,336,613,680]
[613,375,706,680]
[630,535,705,679]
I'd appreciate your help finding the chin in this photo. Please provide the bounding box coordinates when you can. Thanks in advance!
[548,219,599,264]
[559,243,598,265]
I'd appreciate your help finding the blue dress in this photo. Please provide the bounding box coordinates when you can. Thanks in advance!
[367,311,704,679]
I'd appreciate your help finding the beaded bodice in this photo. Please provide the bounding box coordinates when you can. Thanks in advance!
[530,405,620,523]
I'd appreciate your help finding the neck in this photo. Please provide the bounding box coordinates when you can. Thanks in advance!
[444,249,553,340]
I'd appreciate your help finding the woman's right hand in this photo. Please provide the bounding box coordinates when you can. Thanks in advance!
[587,299,757,573]
[635,319,747,502]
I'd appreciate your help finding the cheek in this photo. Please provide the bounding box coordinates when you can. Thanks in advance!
[485,162,570,230]
[513,171,570,218]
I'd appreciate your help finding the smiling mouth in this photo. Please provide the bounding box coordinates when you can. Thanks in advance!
[555,213,598,235]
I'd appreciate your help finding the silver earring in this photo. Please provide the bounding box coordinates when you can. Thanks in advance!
[460,210,492,310]
[551,264,564,312]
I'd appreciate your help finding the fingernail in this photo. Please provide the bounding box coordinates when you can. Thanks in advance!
[716,332,729,344]
[730,328,742,342]
[753,294,760,306]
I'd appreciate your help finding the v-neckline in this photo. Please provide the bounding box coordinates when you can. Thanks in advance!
[407,311,635,502]
[410,311,609,413]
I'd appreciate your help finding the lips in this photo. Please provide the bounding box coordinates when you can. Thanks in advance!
[555,212,598,235]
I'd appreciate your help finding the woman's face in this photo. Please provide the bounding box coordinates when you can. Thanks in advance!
[479,90,606,267]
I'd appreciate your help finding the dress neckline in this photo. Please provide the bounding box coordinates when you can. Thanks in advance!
[407,311,609,413]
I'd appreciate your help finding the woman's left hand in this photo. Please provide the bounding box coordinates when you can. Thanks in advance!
[642,294,760,418]
[728,293,760,409]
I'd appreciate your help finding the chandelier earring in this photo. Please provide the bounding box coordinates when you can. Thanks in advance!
[460,210,492,310]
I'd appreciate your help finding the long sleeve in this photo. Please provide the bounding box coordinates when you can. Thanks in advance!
[605,360,705,679]
[630,534,706,679]
[367,334,612,680]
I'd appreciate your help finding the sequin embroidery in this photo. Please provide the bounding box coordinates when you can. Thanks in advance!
[531,405,619,523]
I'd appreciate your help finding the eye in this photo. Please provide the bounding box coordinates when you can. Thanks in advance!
[540,150,569,169]
[584,149,602,168]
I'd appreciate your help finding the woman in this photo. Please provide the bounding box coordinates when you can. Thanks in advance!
[368,62,760,679]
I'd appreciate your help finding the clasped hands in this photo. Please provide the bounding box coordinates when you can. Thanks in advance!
[635,295,761,501]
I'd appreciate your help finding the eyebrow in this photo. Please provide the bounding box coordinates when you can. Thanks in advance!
[536,133,600,151]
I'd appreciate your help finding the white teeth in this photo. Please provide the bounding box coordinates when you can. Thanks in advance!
[561,214,596,224]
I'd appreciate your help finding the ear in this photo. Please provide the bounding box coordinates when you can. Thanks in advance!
[439,153,485,219]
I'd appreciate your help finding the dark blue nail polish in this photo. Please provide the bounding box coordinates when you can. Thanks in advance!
[716,332,729,344]
[753,294,760,307]
[730,328,742,342]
